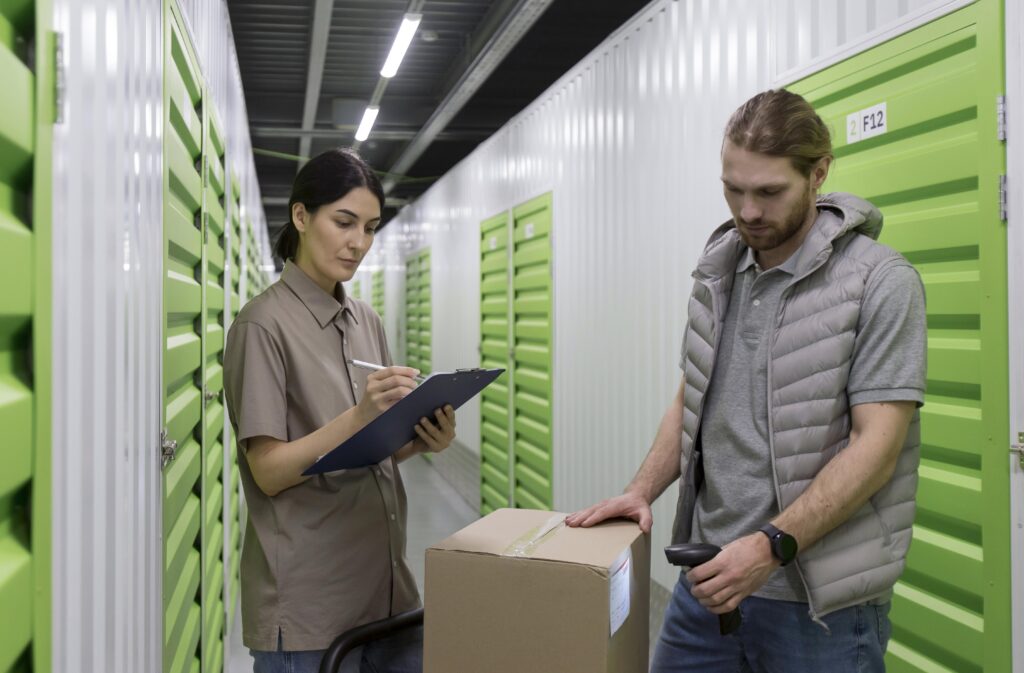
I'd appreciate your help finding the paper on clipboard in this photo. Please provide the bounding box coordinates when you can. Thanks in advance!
[303,367,504,474]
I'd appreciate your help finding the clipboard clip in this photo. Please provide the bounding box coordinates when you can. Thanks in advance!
[455,367,486,373]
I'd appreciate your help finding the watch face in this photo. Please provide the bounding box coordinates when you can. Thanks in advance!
[777,534,798,563]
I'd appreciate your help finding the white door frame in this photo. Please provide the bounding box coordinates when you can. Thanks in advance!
[1006,0,1024,671]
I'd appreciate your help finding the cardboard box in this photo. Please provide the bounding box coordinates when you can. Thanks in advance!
[424,508,650,673]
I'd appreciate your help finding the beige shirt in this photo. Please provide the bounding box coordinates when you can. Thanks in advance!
[224,260,420,651]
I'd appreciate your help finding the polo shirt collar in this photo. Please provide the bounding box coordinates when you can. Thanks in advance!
[736,221,818,277]
[281,260,359,328]
[737,247,758,273]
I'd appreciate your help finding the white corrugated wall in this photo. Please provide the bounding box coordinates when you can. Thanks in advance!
[772,0,948,79]
[49,0,268,669]
[50,0,164,670]
[373,0,981,592]
[772,0,976,84]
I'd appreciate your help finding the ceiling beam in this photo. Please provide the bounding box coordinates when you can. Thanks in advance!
[263,196,410,208]
[251,125,491,142]
[381,0,556,194]
[297,0,336,165]
[350,0,427,153]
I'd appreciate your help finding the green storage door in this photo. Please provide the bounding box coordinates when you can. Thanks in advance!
[417,253,431,370]
[226,170,241,636]
[511,194,553,511]
[0,1,48,670]
[245,224,260,298]
[480,212,512,514]
[404,249,431,372]
[404,254,419,370]
[162,6,204,672]
[202,111,226,673]
[371,269,385,319]
[790,2,1009,670]
[228,454,241,617]
[242,217,254,303]
[229,173,242,323]
[242,225,251,303]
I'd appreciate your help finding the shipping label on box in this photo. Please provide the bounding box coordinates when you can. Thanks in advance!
[609,548,632,636]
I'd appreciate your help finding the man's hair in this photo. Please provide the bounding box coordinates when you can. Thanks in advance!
[724,89,833,177]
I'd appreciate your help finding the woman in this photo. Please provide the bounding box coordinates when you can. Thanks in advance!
[224,148,455,673]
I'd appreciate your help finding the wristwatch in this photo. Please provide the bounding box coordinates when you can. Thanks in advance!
[759,523,798,566]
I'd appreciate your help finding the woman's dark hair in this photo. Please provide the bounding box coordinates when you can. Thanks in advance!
[273,147,385,261]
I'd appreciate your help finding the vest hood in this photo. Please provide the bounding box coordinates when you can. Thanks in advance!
[694,192,884,282]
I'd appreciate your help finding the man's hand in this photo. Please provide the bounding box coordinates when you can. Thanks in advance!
[564,491,653,534]
[686,533,778,614]
[564,375,686,536]
[413,405,457,454]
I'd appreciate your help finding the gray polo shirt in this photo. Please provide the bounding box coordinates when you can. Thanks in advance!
[224,260,419,651]
[686,233,926,602]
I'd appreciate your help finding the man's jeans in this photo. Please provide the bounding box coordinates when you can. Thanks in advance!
[651,575,891,673]
[251,625,423,673]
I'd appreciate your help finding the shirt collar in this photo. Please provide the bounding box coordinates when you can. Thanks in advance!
[280,260,359,328]
[736,223,816,277]
[737,247,759,273]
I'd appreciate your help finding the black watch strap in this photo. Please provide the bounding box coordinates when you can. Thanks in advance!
[759,523,797,566]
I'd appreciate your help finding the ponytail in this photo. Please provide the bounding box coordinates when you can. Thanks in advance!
[273,218,300,261]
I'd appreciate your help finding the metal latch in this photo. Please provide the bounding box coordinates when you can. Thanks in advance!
[1000,174,1008,222]
[997,95,1006,141]
[161,428,178,468]
[204,388,220,404]
[55,32,65,124]
[1012,432,1024,468]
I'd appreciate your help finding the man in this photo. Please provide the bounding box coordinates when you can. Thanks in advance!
[566,89,926,672]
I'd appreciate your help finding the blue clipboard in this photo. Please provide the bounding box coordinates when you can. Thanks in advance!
[303,367,505,474]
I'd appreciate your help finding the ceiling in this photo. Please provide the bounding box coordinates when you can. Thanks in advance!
[226,0,652,247]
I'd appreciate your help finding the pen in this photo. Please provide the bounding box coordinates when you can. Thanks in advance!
[348,359,426,383]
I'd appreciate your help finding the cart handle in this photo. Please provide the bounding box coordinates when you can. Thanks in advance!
[318,608,425,673]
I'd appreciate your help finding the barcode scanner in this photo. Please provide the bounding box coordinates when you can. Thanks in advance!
[664,543,742,635]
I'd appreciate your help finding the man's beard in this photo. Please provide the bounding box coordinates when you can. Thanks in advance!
[737,195,813,252]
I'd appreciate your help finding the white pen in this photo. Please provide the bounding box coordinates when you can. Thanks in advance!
[347,359,426,382]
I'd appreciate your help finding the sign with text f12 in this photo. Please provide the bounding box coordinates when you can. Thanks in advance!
[846,102,887,145]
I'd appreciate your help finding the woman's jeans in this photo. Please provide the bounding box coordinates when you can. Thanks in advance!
[251,625,423,673]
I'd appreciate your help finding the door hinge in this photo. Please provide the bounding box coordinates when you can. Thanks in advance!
[1000,174,1008,222]
[160,428,178,469]
[997,95,1006,141]
[54,31,65,124]
[1012,432,1024,469]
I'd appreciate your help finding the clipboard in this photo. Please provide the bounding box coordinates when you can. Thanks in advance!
[303,367,505,474]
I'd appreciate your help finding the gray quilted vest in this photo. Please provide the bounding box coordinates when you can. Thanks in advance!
[673,192,921,619]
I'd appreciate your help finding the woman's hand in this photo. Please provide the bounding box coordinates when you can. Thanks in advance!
[413,405,457,454]
[356,366,420,425]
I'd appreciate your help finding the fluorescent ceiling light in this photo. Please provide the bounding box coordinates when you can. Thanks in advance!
[355,106,380,141]
[380,13,422,78]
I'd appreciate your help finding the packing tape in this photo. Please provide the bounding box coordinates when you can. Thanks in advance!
[503,514,566,558]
